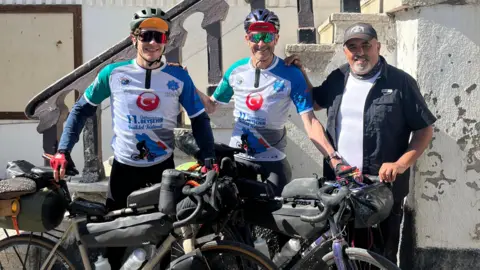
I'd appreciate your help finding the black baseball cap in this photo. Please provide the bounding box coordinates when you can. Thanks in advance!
[343,22,378,44]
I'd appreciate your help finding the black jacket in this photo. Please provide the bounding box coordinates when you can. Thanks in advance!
[313,56,436,200]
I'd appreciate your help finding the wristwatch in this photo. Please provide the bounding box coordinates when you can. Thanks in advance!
[325,151,342,163]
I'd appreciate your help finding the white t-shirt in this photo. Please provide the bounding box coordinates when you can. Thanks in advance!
[336,71,381,171]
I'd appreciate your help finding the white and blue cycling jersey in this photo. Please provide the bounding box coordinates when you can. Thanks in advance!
[212,56,313,162]
[83,59,204,167]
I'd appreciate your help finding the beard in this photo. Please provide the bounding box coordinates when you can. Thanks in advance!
[351,55,374,75]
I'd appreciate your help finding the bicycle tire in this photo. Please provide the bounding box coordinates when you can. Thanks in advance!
[322,247,400,270]
[0,234,76,269]
[198,240,278,270]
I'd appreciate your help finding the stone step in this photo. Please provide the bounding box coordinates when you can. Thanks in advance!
[317,12,391,45]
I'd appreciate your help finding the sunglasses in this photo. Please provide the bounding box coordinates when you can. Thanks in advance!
[248,32,275,44]
[138,31,168,44]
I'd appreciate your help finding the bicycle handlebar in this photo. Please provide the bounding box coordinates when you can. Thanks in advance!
[172,170,217,228]
[299,170,385,224]
[299,185,350,223]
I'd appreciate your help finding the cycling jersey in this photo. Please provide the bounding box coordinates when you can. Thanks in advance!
[212,56,312,162]
[84,59,204,167]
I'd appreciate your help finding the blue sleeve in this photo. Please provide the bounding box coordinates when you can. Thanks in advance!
[57,95,98,152]
[289,68,313,114]
[191,112,215,161]
[178,71,205,118]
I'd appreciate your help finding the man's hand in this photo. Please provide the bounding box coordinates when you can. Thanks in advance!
[195,89,218,114]
[284,54,303,69]
[50,153,67,181]
[379,162,408,182]
[167,62,188,72]
[335,163,358,178]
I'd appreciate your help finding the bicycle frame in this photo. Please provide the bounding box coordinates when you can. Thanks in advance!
[38,212,201,270]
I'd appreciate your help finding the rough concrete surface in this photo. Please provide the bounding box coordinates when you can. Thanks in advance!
[402,0,480,7]
[395,3,480,266]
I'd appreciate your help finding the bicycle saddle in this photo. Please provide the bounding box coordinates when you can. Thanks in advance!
[30,166,54,180]
[281,177,321,199]
[214,143,245,155]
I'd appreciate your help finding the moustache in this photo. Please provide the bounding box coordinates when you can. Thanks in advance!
[254,45,271,52]
[354,55,369,61]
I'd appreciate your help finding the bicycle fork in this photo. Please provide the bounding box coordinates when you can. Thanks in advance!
[329,219,356,270]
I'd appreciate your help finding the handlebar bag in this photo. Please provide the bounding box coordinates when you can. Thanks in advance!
[349,182,394,228]
[78,212,172,247]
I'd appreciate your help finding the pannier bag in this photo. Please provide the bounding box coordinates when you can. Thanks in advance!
[78,212,172,247]
[0,178,67,232]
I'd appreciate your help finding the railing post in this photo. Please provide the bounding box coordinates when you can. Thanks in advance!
[81,108,105,183]
[341,0,361,13]
[206,21,223,96]
[42,125,61,166]
[297,0,316,43]
[249,0,265,10]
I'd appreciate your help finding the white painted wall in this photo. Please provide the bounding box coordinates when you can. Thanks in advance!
[395,4,480,249]
[0,1,339,177]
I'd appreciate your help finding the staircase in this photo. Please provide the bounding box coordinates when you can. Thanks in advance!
[285,11,395,87]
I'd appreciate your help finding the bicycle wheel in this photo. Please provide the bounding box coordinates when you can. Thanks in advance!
[198,240,278,270]
[321,247,400,270]
[0,233,76,269]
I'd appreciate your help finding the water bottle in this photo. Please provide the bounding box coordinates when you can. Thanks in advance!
[94,255,111,270]
[272,238,301,268]
[254,237,270,258]
[120,248,147,270]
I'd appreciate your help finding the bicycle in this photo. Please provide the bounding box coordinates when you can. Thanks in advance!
[0,155,278,270]
[174,132,402,269]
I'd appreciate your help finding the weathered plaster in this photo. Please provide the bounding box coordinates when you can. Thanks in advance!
[401,0,480,6]
[395,4,480,250]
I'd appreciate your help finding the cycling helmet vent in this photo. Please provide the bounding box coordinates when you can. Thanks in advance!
[244,8,280,33]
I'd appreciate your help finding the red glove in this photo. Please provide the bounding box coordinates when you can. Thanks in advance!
[335,163,359,179]
[201,163,219,174]
[50,152,67,181]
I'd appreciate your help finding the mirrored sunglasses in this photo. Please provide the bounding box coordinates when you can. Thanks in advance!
[138,31,168,44]
[248,32,275,44]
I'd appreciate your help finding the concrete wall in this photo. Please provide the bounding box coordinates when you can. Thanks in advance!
[0,0,339,177]
[395,3,480,268]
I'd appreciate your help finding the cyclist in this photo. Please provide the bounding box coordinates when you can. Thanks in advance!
[196,8,341,196]
[48,7,216,269]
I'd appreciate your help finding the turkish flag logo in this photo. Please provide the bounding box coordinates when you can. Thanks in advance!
[137,92,160,111]
[246,93,263,111]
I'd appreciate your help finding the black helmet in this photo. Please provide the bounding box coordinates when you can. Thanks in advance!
[130,7,171,34]
[244,8,280,33]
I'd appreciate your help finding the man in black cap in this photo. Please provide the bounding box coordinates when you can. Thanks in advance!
[285,22,436,264]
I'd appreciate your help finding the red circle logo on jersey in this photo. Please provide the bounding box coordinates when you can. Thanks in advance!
[137,92,160,111]
[246,93,263,111]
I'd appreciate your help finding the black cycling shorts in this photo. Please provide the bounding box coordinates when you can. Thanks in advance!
[235,158,292,196]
